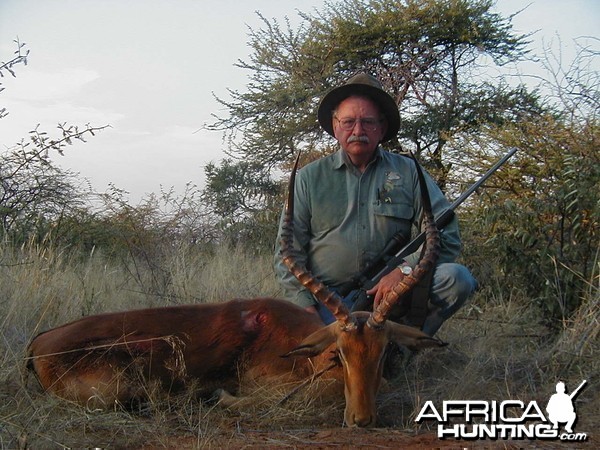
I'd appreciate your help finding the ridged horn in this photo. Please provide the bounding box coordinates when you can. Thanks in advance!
[280,153,357,331]
[367,152,441,329]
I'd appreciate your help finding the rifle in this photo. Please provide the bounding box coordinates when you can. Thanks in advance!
[341,148,518,309]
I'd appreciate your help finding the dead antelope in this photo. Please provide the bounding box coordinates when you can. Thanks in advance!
[27,154,443,427]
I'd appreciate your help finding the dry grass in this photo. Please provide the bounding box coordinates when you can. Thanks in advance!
[0,241,597,448]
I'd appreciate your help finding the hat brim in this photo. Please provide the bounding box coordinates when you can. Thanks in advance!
[317,83,400,143]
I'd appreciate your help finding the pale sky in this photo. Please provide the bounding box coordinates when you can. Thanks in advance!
[1,0,598,203]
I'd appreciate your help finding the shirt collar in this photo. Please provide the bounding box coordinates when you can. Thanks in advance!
[333,146,384,170]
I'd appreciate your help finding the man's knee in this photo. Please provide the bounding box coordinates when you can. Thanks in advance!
[432,263,478,302]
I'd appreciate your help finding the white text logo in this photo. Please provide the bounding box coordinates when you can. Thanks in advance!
[415,380,588,442]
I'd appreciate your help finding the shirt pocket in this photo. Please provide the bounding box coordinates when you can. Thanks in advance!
[374,202,413,221]
[373,202,414,244]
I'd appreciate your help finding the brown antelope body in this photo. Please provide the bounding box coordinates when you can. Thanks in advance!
[28,153,443,427]
[28,298,330,406]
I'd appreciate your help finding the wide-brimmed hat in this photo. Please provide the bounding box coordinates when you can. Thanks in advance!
[317,73,400,143]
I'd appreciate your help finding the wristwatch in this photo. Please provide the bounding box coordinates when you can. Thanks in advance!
[400,264,413,276]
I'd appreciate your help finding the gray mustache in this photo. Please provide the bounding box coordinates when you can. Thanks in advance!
[347,135,370,144]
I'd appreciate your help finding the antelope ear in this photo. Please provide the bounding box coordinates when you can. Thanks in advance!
[282,324,337,358]
[388,322,447,349]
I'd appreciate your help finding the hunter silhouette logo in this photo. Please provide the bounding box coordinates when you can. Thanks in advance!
[415,379,589,442]
[546,380,586,434]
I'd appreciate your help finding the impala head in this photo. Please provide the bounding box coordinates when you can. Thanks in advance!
[280,152,444,427]
[284,310,442,426]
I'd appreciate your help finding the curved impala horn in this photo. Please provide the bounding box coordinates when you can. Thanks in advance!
[280,153,357,331]
[368,152,441,329]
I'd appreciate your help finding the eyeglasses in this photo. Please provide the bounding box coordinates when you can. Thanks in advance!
[334,117,382,132]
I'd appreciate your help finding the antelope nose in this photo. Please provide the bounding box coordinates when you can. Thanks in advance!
[350,414,374,428]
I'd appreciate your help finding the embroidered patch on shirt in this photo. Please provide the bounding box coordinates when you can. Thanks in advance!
[379,171,402,203]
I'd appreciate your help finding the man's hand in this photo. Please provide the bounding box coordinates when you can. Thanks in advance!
[365,267,405,308]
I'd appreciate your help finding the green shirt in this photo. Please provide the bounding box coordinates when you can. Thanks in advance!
[274,147,462,308]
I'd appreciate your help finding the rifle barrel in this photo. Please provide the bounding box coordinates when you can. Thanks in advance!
[448,147,518,211]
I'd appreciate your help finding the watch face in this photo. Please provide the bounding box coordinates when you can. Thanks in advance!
[401,265,412,275]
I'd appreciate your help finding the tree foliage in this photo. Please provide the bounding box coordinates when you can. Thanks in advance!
[203,159,279,220]
[0,124,108,242]
[210,0,542,187]
[460,41,599,323]
[202,159,281,249]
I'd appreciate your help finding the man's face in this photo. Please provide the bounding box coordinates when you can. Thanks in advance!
[333,95,387,165]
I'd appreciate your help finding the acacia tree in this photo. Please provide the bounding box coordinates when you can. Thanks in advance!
[209,0,542,189]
